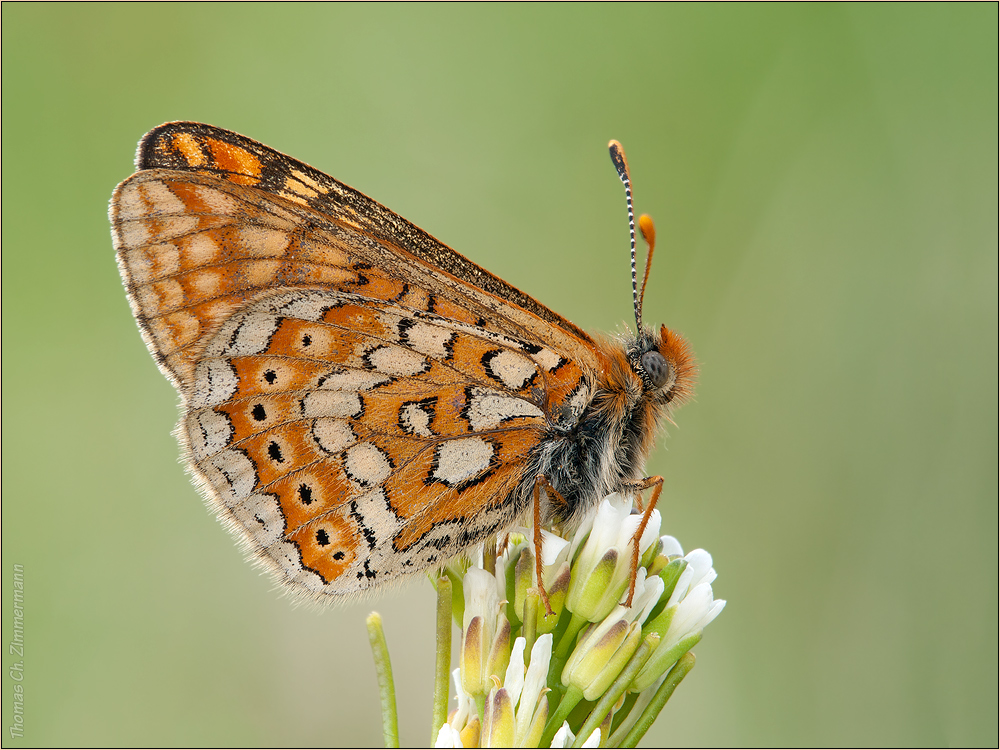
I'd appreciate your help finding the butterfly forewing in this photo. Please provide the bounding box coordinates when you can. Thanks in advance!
[133,122,595,349]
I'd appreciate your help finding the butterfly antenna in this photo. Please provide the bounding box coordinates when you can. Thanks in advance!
[609,140,641,331]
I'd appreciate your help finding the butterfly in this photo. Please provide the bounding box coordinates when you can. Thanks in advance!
[110,122,695,605]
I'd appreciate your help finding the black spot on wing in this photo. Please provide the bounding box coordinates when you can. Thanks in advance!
[298,483,313,505]
[267,441,285,463]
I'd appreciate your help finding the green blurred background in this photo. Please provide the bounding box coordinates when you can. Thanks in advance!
[2,4,996,747]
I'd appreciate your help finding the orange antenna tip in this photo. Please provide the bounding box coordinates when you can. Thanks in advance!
[639,214,656,247]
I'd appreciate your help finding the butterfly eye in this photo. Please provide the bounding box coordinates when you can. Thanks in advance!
[641,350,672,389]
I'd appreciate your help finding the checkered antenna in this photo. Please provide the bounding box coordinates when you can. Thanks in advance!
[609,140,655,331]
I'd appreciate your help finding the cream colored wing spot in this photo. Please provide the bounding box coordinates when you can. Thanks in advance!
[266,541,326,590]
[365,345,429,377]
[187,409,234,461]
[114,180,146,219]
[399,399,435,437]
[191,359,239,408]
[466,388,545,431]
[158,215,200,240]
[270,292,341,322]
[199,448,258,506]
[210,312,281,357]
[430,437,495,487]
[187,268,225,297]
[311,418,357,454]
[343,443,393,488]
[232,492,287,548]
[123,242,182,283]
[566,381,591,417]
[192,184,239,214]
[138,278,185,315]
[316,368,390,392]
[237,226,292,257]
[398,319,456,360]
[352,489,405,550]
[531,347,564,372]
[301,390,362,419]
[137,179,187,215]
[482,349,537,390]
[184,234,222,269]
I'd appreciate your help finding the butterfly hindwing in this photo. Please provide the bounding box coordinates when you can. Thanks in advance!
[183,288,574,597]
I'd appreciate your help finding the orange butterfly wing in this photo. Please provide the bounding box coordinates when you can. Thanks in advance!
[111,123,598,600]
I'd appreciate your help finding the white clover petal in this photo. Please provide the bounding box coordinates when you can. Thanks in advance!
[665,582,715,645]
[666,562,695,607]
[695,598,726,633]
[520,633,551,711]
[550,721,575,747]
[628,569,664,624]
[540,528,571,566]
[449,668,472,730]
[515,634,552,745]
[435,722,464,748]
[660,534,684,557]
[641,508,662,551]
[464,567,501,631]
[504,637,526,707]
[592,496,630,549]
[683,548,716,588]
[620,507,661,556]
[580,727,602,747]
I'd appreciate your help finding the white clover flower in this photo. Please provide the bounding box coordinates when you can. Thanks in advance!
[565,494,662,622]
[461,567,510,698]
[374,492,724,748]
[632,547,726,693]
[562,569,664,700]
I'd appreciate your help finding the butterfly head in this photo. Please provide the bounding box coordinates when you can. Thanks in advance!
[630,323,696,409]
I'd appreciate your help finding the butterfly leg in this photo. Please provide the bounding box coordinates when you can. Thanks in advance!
[532,474,568,616]
[620,475,664,607]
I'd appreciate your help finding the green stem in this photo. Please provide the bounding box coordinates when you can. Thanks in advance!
[365,612,399,749]
[548,612,588,688]
[444,567,466,628]
[431,577,453,745]
[614,651,696,748]
[523,589,539,659]
[555,613,588,659]
[570,633,658,748]
[540,685,584,748]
